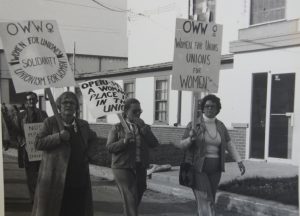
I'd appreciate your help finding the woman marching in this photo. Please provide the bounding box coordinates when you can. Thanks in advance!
[175,94,246,216]
[106,98,159,216]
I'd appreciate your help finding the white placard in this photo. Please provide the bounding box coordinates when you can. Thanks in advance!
[24,123,43,162]
[0,20,75,92]
[79,79,125,118]
[172,18,223,93]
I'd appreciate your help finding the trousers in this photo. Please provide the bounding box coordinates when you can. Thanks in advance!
[193,157,222,216]
[112,163,147,216]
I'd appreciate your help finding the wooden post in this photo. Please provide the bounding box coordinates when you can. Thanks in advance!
[44,88,64,131]
[191,0,214,129]
[117,113,130,133]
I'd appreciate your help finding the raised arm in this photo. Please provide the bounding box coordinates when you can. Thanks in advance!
[174,122,195,150]
[35,118,62,151]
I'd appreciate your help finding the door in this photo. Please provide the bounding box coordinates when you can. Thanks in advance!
[268,73,295,159]
[250,73,268,159]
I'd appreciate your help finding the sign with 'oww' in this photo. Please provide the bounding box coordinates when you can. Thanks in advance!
[80,79,125,118]
[172,18,223,93]
[24,123,44,162]
[0,20,75,93]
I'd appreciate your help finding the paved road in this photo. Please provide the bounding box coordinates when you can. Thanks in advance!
[3,155,240,216]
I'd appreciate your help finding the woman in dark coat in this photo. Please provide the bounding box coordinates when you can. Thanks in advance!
[106,98,159,216]
[32,92,101,216]
[175,94,246,216]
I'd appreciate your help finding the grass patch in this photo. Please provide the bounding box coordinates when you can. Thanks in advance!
[219,176,298,206]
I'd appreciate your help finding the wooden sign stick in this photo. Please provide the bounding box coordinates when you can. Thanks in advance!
[44,88,64,131]
[117,113,130,133]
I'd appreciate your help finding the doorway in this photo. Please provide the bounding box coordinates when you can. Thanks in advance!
[250,72,295,160]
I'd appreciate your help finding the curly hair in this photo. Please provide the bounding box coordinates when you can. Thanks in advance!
[56,92,80,117]
[200,94,221,115]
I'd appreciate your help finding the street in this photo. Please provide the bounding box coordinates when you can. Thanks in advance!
[3,154,239,216]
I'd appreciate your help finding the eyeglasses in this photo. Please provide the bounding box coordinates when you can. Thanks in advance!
[204,105,217,109]
[62,101,76,106]
[132,109,143,114]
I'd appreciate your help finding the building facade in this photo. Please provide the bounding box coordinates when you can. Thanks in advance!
[85,0,298,165]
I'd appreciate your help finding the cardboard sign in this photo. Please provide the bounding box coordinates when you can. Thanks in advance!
[79,79,125,118]
[0,20,75,93]
[24,123,43,162]
[172,18,223,92]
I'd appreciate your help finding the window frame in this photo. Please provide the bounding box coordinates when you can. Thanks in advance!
[249,0,286,26]
[123,79,136,99]
[153,76,169,125]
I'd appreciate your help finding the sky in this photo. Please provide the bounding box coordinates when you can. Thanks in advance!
[0,0,128,57]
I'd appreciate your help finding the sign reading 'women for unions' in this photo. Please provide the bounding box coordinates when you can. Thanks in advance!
[172,18,223,93]
[0,20,75,93]
[80,79,125,118]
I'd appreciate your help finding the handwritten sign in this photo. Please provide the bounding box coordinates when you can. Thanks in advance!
[0,20,75,93]
[24,123,43,162]
[172,18,222,92]
[80,79,125,118]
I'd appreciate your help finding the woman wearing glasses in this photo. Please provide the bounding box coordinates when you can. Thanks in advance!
[176,94,246,216]
[107,98,159,216]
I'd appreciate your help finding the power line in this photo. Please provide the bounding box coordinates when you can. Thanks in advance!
[90,0,128,13]
[44,0,106,10]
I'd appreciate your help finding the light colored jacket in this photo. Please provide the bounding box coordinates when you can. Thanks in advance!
[31,116,101,216]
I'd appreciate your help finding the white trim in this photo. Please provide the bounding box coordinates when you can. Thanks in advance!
[264,71,272,159]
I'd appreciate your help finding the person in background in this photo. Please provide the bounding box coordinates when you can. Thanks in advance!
[32,91,101,216]
[106,98,159,216]
[17,92,48,202]
[175,94,245,216]
[1,111,10,150]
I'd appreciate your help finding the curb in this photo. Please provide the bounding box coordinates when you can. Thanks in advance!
[88,164,299,216]
[4,150,298,216]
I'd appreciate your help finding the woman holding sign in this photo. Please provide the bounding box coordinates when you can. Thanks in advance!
[32,92,101,216]
[175,94,245,216]
[107,98,159,216]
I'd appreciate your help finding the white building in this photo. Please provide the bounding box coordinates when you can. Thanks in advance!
[79,0,300,165]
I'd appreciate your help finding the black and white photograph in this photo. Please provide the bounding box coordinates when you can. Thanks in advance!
[0,0,299,216]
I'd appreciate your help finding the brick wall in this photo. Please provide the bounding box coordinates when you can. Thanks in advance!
[89,123,247,167]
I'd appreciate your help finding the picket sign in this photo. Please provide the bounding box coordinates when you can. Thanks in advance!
[0,20,75,143]
[79,78,130,133]
[171,11,220,129]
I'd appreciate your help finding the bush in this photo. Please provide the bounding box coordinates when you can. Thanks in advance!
[219,176,299,206]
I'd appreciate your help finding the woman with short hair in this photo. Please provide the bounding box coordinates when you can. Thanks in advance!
[175,94,246,216]
[106,98,159,216]
[32,91,101,216]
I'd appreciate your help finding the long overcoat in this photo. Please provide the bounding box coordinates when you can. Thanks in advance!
[31,116,100,216]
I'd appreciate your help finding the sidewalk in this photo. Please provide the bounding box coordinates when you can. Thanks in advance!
[3,149,299,216]
[88,159,299,216]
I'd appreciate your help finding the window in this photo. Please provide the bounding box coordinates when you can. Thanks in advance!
[250,0,285,25]
[154,78,169,124]
[124,80,135,99]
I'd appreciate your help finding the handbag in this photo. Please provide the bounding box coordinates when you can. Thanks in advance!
[179,161,195,187]
[179,143,195,187]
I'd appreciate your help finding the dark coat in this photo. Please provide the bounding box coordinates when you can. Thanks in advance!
[17,108,48,168]
[31,116,101,216]
[106,122,159,169]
